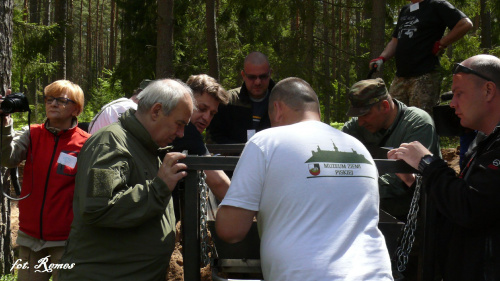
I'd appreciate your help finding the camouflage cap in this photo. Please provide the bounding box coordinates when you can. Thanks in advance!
[346,78,388,117]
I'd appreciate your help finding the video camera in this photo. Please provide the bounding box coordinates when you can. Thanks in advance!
[1,92,30,114]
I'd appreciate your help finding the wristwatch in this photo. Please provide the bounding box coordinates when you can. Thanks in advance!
[418,154,437,173]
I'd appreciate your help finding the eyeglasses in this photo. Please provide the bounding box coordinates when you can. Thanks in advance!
[453,63,493,82]
[44,96,76,106]
[244,71,270,81]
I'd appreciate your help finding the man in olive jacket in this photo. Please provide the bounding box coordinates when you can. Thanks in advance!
[60,79,194,281]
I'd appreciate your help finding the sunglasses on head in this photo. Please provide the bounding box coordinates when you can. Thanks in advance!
[453,63,493,82]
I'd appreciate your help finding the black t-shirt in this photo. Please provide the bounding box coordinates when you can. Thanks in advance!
[393,0,466,77]
[251,93,270,130]
[170,122,209,156]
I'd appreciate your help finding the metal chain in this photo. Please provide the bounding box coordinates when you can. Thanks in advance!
[198,170,212,266]
[396,174,422,272]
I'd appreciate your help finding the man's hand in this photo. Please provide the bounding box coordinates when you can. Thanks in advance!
[1,89,12,126]
[158,152,188,191]
[387,141,431,170]
[432,41,446,56]
[369,56,385,72]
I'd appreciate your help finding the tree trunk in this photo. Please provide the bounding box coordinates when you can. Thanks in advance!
[29,0,40,23]
[109,0,116,68]
[156,0,174,78]
[335,0,343,121]
[66,0,74,81]
[343,0,350,92]
[479,0,492,49]
[305,0,315,81]
[99,0,104,73]
[370,0,386,78]
[86,0,92,92]
[0,0,14,274]
[331,0,337,122]
[78,0,83,74]
[53,0,67,79]
[322,0,331,124]
[206,0,220,81]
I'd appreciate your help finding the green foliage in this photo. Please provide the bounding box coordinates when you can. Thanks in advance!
[113,0,158,94]
[11,7,60,85]
[330,122,344,130]
[80,69,124,123]
[439,136,460,149]
[0,274,17,281]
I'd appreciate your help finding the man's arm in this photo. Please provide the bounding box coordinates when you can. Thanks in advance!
[369,37,398,70]
[439,17,473,48]
[389,141,500,228]
[216,205,256,243]
[379,37,398,61]
[205,169,230,200]
[77,142,186,228]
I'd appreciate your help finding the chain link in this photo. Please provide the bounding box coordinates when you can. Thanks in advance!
[396,174,422,272]
[198,170,212,266]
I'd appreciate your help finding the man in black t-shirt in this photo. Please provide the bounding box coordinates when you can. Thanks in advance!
[369,0,472,115]
[169,74,232,221]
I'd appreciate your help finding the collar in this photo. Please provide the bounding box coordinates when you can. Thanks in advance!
[119,109,159,155]
[44,117,78,135]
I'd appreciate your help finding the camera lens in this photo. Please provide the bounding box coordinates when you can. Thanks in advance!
[1,99,16,113]
[0,93,30,114]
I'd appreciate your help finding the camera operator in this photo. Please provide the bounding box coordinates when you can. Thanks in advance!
[1,80,90,281]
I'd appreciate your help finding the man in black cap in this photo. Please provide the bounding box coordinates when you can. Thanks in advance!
[342,78,441,221]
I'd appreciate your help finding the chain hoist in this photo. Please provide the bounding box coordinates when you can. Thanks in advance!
[198,170,212,266]
[396,174,422,272]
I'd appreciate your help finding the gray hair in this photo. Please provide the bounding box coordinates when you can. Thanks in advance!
[136,79,195,115]
[269,77,320,114]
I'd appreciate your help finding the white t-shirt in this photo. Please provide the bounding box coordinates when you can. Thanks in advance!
[220,120,393,281]
[88,98,137,134]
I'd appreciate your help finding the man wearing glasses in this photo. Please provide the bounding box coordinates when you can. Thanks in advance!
[208,51,275,144]
[388,54,500,280]
[369,0,473,115]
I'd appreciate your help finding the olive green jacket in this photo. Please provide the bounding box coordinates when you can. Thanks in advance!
[342,100,441,220]
[60,109,175,281]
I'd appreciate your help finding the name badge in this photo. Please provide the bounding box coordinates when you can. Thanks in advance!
[410,3,419,12]
[57,152,77,169]
[247,129,256,140]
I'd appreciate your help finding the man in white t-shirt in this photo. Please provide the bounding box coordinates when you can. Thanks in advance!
[216,77,393,281]
[88,79,150,134]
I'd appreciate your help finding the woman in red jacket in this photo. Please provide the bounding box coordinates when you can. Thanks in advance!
[1,80,90,281]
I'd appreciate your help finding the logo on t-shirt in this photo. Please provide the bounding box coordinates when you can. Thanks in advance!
[398,17,419,39]
[305,143,374,179]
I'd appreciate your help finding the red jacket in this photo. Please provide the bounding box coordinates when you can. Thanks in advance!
[18,123,90,241]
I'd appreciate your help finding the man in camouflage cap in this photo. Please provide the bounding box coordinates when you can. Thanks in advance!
[342,77,441,278]
[346,78,389,117]
[342,78,441,221]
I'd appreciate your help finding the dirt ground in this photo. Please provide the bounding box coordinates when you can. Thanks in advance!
[8,148,460,280]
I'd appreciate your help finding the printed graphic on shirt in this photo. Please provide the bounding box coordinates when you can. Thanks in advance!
[488,159,500,170]
[305,142,374,179]
[397,17,419,39]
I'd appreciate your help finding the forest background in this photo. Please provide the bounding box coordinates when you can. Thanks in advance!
[0,0,499,276]
[6,0,500,128]
[5,0,500,127]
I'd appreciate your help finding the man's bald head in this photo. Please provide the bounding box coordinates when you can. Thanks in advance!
[244,52,270,67]
[462,54,500,88]
[268,78,321,127]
